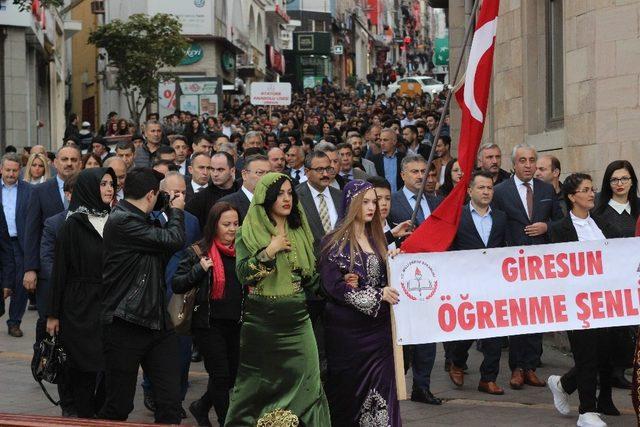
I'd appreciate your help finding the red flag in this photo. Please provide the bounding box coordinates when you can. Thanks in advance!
[401,0,500,253]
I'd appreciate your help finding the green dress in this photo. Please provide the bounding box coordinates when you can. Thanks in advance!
[224,173,330,427]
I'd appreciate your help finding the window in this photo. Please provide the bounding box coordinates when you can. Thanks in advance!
[546,0,564,128]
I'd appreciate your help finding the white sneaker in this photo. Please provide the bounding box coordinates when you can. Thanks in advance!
[548,375,570,415]
[576,412,606,427]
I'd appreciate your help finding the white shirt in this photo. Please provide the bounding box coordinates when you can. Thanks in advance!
[402,186,431,223]
[291,167,307,183]
[608,199,631,215]
[308,183,338,229]
[241,186,253,202]
[383,220,396,250]
[401,118,417,128]
[191,180,208,193]
[513,175,533,217]
[570,212,606,241]
[178,161,187,176]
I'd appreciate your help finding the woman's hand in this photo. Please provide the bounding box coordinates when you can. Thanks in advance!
[382,287,400,305]
[391,220,413,238]
[46,317,60,336]
[199,256,213,271]
[344,273,359,288]
[388,248,403,259]
[265,233,291,258]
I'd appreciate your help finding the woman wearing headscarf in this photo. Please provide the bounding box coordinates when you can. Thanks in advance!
[224,172,330,427]
[46,167,116,418]
[319,179,401,426]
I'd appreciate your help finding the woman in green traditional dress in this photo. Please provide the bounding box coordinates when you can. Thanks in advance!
[224,172,331,427]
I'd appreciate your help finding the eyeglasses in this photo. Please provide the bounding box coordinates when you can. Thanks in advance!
[574,187,596,194]
[609,177,631,185]
[308,167,335,174]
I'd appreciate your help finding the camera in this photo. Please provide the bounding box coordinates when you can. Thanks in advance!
[154,191,171,212]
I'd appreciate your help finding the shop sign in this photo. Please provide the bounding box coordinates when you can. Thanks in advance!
[179,43,204,66]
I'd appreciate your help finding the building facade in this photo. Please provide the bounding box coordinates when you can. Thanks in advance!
[0,1,78,151]
[449,0,640,183]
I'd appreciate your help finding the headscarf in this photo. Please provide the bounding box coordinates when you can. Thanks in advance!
[67,167,116,218]
[339,179,374,219]
[240,172,316,295]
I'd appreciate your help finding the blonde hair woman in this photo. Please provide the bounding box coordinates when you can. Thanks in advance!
[23,153,50,184]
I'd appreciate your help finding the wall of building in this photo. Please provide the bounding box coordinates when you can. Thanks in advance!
[448,0,640,184]
[70,0,98,129]
[3,27,29,148]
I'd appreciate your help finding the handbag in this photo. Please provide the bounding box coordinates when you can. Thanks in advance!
[168,243,201,335]
[31,334,67,405]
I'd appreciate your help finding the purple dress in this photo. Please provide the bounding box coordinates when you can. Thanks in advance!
[320,239,401,427]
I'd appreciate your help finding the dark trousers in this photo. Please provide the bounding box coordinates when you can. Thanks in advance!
[99,318,181,424]
[508,333,542,371]
[451,338,502,382]
[308,300,326,380]
[410,343,436,390]
[7,240,26,327]
[142,334,192,401]
[560,328,613,414]
[67,369,105,419]
[193,320,240,425]
[610,326,635,368]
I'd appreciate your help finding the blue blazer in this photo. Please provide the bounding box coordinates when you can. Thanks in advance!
[491,177,563,247]
[150,209,201,292]
[450,204,507,250]
[388,189,442,226]
[14,180,33,254]
[24,178,65,273]
[0,205,15,292]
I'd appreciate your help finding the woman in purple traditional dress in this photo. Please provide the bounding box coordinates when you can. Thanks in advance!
[319,179,402,427]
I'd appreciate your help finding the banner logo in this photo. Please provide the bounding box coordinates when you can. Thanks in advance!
[400,260,438,301]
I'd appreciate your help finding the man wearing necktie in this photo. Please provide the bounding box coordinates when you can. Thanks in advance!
[388,155,443,405]
[492,144,563,391]
[337,143,368,182]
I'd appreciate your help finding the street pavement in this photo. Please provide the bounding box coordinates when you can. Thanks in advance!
[0,309,636,426]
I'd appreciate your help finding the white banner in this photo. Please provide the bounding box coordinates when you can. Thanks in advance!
[250,82,292,106]
[389,238,640,345]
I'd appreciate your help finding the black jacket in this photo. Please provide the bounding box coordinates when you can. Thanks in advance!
[172,244,243,327]
[101,200,185,330]
[450,204,507,250]
[186,181,239,230]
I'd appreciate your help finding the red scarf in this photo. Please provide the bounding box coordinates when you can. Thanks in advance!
[209,239,236,300]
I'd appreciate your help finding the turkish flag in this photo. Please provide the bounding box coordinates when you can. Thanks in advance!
[401,0,500,253]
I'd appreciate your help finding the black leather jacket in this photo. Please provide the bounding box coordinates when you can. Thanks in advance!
[101,200,185,330]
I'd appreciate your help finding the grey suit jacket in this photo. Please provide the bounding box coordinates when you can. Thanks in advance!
[341,168,369,181]
[361,158,377,177]
[388,189,442,227]
[296,182,343,256]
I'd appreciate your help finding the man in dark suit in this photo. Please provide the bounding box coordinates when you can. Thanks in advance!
[185,153,211,204]
[447,170,507,395]
[286,145,306,186]
[296,151,342,380]
[1,153,33,337]
[170,135,190,177]
[0,204,15,320]
[219,154,271,224]
[186,152,238,230]
[23,147,81,332]
[492,144,563,390]
[387,155,443,405]
[371,128,405,192]
[478,143,511,185]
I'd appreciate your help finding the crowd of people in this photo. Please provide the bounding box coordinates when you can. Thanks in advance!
[0,83,638,427]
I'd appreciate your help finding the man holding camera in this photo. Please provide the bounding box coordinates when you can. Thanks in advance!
[99,168,186,424]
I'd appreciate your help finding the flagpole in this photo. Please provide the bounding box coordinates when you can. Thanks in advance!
[410,0,481,226]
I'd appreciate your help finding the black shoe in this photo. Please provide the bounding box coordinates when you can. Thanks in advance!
[28,303,37,311]
[191,349,202,363]
[444,359,451,372]
[189,399,212,427]
[180,406,187,419]
[410,388,442,405]
[597,402,621,416]
[611,370,632,389]
[61,409,77,418]
[143,389,156,413]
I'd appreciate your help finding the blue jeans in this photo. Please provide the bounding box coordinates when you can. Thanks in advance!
[142,334,192,401]
[7,240,26,327]
[411,343,436,390]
